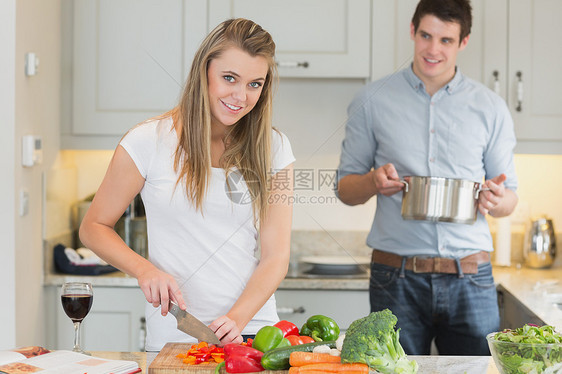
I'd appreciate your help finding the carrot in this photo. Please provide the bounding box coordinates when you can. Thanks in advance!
[337,363,369,373]
[289,351,342,367]
[297,362,369,373]
[288,367,300,374]
[298,363,342,372]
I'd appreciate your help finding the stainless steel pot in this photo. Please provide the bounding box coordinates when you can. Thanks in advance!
[524,217,556,268]
[400,176,488,224]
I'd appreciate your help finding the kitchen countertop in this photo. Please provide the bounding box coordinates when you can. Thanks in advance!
[92,350,501,373]
[44,267,372,290]
[45,262,562,329]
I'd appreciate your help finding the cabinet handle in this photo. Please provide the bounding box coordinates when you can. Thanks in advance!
[276,61,309,68]
[277,306,306,314]
[138,317,146,352]
[516,71,523,112]
[492,70,500,95]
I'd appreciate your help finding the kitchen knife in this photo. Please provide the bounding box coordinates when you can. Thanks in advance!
[168,302,221,345]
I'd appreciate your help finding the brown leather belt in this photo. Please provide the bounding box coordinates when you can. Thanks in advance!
[371,249,490,274]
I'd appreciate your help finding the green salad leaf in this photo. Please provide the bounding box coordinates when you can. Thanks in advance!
[491,324,562,374]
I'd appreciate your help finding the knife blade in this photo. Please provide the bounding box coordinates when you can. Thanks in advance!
[168,302,220,345]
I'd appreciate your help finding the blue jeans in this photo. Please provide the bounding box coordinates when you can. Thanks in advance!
[369,261,499,355]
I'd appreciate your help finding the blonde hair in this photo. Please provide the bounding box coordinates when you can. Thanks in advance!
[171,18,277,222]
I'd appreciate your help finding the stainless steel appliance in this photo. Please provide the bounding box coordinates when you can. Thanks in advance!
[73,194,147,258]
[115,194,147,258]
[524,217,556,268]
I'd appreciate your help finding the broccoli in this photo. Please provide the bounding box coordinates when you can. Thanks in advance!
[340,309,418,374]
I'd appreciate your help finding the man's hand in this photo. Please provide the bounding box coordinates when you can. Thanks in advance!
[478,173,507,216]
[373,163,405,197]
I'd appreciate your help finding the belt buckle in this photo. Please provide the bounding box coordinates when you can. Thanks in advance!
[412,257,420,273]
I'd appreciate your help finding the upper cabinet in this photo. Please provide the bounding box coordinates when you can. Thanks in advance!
[208,0,371,78]
[61,0,207,149]
[63,0,560,153]
[507,0,562,153]
[62,0,371,149]
[371,0,562,154]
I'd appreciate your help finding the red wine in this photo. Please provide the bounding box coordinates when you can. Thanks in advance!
[61,294,93,322]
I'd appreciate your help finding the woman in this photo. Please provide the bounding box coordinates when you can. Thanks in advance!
[79,18,294,351]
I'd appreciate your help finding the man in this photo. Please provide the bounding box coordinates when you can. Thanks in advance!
[336,0,518,355]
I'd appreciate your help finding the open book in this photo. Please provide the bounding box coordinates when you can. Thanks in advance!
[0,347,140,374]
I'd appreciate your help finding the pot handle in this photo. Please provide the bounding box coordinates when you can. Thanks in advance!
[400,179,409,193]
[474,186,491,199]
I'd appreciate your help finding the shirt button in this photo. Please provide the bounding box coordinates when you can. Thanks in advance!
[429,157,435,162]
[430,128,435,134]
[430,102,435,106]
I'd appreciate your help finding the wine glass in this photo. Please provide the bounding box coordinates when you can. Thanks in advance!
[61,282,93,354]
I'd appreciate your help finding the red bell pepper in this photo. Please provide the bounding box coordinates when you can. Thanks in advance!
[286,334,316,346]
[215,344,264,373]
[273,320,299,337]
[223,344,263,361]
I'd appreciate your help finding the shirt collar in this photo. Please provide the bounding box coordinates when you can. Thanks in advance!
[404,65,464,95]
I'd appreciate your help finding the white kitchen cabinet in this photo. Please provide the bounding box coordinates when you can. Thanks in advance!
[208,0,371,78]
[275,289,370,331]
[371,0,562,154]
[61,0,207,149]
[507,0,562,153]
[46,286,147,352]
[62,0,370,149]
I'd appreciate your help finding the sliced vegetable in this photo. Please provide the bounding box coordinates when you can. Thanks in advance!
[300,315,340,342]
[177,342,224,365]
[261,340,336,370]
[274,320,300,337]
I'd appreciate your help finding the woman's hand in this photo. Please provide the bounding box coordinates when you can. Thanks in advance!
[209,315,244,346]
[136,265,186,316]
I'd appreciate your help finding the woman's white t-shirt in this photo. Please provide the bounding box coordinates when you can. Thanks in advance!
[120,117,295,351]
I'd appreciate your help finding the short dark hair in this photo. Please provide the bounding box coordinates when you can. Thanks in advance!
[411,0,472,42]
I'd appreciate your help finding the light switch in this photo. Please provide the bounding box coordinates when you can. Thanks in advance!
[25,52,39,76]
[22,135,42,167]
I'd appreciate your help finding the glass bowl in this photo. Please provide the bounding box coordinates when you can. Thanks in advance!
[487,332,562,373]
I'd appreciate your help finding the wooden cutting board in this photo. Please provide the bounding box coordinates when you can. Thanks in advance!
[148,342,289,374]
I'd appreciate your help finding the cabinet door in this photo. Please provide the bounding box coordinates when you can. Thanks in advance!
[55,287,147,352]
[508,0,562,148]
[275,289,370,331]
[208,0,371,78]
[67,0,206,141]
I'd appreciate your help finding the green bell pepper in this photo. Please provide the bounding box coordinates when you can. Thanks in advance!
[253,326,290,352]
[300,315,340,342]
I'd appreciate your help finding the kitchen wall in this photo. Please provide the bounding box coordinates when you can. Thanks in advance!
[0,0,17,350]
[0,0,62,349]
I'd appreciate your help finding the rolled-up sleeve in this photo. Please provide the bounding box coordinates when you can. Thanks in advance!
[335,88,377,195]
[483,97,518,192]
